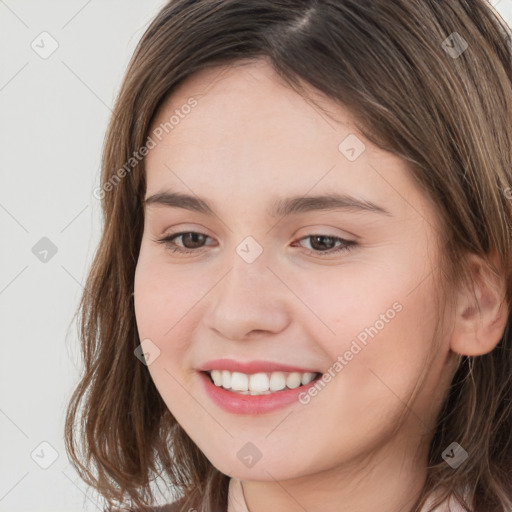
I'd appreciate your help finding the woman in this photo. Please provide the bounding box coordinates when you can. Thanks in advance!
[65,1,512,511]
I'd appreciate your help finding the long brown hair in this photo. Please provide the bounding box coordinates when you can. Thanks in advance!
[64,1,512,511]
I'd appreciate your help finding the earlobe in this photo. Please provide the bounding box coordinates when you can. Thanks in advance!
[450,253,508,357]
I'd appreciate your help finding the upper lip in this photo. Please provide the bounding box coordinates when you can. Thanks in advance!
[196,358,321,374]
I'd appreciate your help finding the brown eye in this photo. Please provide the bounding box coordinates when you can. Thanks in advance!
[306,235,338,251]
[156,231,213,254]
[294,235,356,256]
[174,232,208,249]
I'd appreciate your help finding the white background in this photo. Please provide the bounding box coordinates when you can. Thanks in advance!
[1,1,511,511]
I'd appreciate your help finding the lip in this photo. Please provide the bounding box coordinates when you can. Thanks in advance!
[198,369,323,415]
[196,358,320,374]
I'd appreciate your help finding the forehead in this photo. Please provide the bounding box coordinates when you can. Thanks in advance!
[149,58,356,147]
[144,59,434,227]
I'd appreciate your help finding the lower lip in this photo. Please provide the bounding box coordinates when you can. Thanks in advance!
[199,371,322,415]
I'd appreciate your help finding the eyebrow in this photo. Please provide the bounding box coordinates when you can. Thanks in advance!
[144,191,392,218]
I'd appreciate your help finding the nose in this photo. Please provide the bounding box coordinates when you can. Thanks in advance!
[204,251,291,341]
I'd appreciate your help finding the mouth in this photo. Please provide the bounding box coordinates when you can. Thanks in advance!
[201,369,323,396]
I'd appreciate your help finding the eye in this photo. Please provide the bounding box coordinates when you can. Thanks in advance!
[155,231,214,254]
[155,231,356,257]
[293,234,356,256]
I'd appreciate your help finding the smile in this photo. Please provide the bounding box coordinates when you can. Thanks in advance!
[198,369,324,415]
[206,370,321,395]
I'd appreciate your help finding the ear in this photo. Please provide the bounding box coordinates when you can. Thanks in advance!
[450,252,508,356]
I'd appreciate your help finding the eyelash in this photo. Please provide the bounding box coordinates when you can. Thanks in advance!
[155,231,357,257]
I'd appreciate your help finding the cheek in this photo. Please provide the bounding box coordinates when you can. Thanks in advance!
[134,248,204,337]
[133,256,203,416]
[133,250,216,395]
[297,263,438,394]
[292,276,438,465]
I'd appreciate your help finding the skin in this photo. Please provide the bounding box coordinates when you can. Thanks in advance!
[133,59,507,512]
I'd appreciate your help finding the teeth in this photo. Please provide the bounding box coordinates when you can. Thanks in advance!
[286,372,302,389]
[269,372,286,391]
[231,372,249,391]
[301,372,316,385]
[250,372,270,392]
[211,370,223,386]
[207,370,319,394]
[222,370,231,389]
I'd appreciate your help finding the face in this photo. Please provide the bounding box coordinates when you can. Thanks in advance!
[134,59,456,481]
